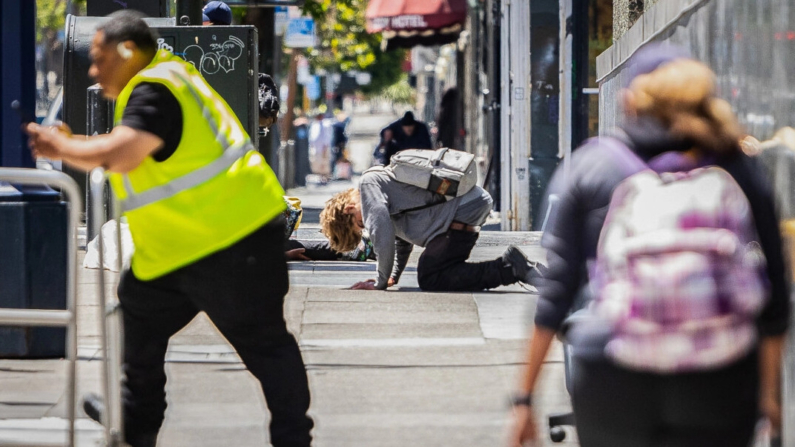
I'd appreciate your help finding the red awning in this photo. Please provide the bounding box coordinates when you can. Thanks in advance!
[365,0,468,51]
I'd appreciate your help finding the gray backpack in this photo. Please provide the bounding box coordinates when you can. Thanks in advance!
[387,148,477,198]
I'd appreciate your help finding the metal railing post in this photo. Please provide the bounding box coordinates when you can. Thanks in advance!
[0,168,80,447]
[89,168,124,447]
[785,307,794,447]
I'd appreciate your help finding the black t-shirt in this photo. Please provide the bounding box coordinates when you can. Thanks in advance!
[120,82,183,162]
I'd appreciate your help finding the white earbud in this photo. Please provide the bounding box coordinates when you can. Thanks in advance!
[117,42,133,60]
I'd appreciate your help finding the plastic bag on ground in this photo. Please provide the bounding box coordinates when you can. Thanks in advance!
[83,219,134,272]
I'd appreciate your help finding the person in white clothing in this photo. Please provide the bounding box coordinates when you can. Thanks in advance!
[308,112,333,178]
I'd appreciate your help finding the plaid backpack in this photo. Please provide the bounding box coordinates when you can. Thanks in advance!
[592,159,768,373]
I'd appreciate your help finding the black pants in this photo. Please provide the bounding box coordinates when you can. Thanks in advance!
[285,238,339,261]
[571,349,758,447]
[330,143,344,167]
[118,218,313,447]
[416,229,515,291]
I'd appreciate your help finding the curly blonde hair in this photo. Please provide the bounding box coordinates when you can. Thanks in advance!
[630,59,742,154]
[320,188,362,253]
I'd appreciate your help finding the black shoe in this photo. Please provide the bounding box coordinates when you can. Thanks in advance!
[84,393,158,447]
[83,393,105,424]
[127,432,158,447]
[501,245,540,284]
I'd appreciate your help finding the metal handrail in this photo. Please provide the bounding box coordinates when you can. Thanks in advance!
[0,309,72,326]
[0,168,80,447]
[785,308,795,447]
[89,167,124,447]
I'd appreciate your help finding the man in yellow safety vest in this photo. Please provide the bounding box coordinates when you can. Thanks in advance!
[24,11,312,447]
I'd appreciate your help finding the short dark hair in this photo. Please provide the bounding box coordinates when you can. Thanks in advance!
[97,10,158,55]
[400,111,416,126]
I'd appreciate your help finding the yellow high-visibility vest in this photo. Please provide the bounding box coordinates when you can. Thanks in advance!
[108,50,285,280]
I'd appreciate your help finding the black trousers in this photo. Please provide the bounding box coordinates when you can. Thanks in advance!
[416,229,515,291]
[330,143,344,167]
[118,217,313,447]
[571,349,759,447]
[285,238,339,261]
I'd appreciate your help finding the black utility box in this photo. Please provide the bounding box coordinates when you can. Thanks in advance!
[85,84,114,243]
[64,16,259,145]
[293,123,310,187]
[87,0,170,17]
[0,186,67,358]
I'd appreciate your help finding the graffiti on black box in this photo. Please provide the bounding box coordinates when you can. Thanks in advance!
[181,35,245,75]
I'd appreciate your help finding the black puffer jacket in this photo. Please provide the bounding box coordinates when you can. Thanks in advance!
[533,118,790,337]
[258,73,280,122]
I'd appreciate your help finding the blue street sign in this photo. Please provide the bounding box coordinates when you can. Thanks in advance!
[285,17,316,48]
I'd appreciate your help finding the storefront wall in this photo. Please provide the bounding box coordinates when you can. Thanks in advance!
[599,0,795,143]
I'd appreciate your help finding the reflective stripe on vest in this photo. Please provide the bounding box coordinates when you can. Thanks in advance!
[118,71,248,213]
[119,141,252,212]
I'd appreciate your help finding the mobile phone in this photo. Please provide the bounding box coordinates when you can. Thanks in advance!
[11,100,35,125]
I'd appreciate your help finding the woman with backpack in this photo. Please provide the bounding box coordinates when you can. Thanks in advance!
[509,46,790,447]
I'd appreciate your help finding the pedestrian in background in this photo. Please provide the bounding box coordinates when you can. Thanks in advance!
[373,111,433,165]
[435,87,460,149]
[308,111,333,179]
[23,11,313,447]
[201,0,232,26]
[331,112,351,179]
[258,72,280,129]
[509,46,789,447]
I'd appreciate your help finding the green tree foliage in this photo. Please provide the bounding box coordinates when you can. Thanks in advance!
[358,47,406,95]
[36,0,86,42]
[376,74,413,105]
[36,0,66,42]
[301,0,406,95]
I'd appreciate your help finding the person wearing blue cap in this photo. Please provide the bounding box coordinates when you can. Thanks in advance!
[508,44,789,446]
[202,0,232,26]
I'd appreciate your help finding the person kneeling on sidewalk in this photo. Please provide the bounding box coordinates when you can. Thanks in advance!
[320,170,537,291]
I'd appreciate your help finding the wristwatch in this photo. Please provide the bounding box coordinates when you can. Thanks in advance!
[510,392,533,407]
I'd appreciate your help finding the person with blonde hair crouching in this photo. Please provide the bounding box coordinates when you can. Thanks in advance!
[320,181,538,292]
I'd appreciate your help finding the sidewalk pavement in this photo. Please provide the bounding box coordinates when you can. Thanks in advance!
[0,105,576,446]
[0,224,577,447]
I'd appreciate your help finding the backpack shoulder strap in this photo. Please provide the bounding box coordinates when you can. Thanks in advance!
[366,165,446,216]
[599,136,647,170]
[391,194,447,216]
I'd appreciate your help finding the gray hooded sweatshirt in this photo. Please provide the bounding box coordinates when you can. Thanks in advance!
[359,167,492,289]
